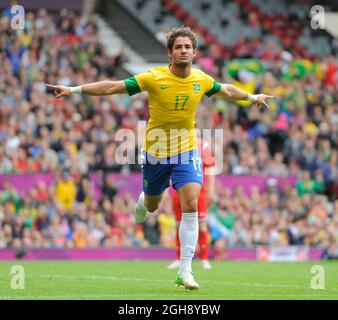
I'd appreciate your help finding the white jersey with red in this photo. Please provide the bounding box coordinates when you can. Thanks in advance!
[172,138,215,221]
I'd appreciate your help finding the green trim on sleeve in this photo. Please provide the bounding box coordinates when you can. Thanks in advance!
[124,76,142,96]
[205,81,221,97]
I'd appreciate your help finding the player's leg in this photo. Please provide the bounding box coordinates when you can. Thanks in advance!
[167,190,181,269]
[135,150,170,223]
[143,193,164,212]
[175,223,180,260]
[175,182,201,289]
[197,193,212,268]
[171,149,202,290]
[167,223,180,269]
[136,191,166,221]
[169,190,211,270]
[199,218,212,269]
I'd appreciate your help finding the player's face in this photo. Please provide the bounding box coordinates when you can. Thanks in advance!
[168,36,195,67]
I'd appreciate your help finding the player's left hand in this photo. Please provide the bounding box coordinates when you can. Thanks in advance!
[255,94,274,112]
[46,84,71,98]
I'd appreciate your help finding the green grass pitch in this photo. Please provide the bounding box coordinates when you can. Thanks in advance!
[0,260,337,300]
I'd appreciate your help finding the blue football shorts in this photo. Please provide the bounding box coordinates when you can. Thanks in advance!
[140,148,203,196]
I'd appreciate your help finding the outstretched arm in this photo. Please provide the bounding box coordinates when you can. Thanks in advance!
[46,80,127,98]
[215,83,273,111]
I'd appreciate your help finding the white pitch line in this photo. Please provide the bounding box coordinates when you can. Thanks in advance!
[38,275,169,282]
[36,274,338,293]
[1,274,337,297]
[0,293,337,300]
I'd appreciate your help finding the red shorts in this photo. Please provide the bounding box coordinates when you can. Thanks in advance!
[172,190,208,221]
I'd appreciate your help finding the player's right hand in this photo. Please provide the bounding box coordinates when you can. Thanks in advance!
[255,94,274,112]
[46,84,71,98]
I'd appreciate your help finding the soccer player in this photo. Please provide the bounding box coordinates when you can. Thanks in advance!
[46,25,273,290]
[168,137,215,270]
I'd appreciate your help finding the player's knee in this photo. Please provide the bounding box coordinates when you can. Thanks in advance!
[180,197,198,212]
[144,200,159,213]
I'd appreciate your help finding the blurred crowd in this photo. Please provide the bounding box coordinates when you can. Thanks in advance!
[0,175,337,258]
[0,7,337,255]
[209,183,338,259]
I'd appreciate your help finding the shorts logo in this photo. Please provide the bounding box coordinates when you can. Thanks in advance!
[143,179,148,187]
[192,84,200,93]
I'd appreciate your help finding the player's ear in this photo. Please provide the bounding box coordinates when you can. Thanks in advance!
[167,49,172,62]
[193,48,196,58]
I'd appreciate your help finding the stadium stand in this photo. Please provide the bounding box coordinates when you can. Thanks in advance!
[0,1,337,259]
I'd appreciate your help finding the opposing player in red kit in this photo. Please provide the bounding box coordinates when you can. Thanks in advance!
[168,137,215,270]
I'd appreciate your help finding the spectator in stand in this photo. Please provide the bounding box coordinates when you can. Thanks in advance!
[55,171,77,210]
[296,170,321,197]
[0,7,337,253]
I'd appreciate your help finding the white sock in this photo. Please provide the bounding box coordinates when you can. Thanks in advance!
[179,212,199,275]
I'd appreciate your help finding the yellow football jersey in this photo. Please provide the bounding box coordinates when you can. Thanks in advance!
[124,66,221,157]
